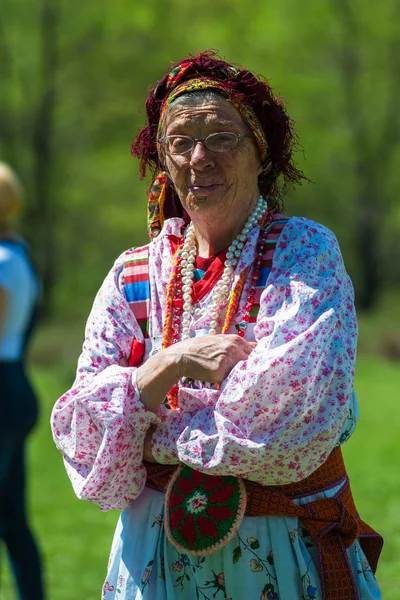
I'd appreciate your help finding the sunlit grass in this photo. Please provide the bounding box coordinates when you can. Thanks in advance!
[0,355,398,599]
[344,357,400,600]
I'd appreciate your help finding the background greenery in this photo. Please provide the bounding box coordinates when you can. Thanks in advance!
[1,351,399,599]
[1,0,399,318]
[1,0,399,598]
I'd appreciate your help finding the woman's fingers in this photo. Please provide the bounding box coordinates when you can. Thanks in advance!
[122,334,257,385]
[174,334,256,383]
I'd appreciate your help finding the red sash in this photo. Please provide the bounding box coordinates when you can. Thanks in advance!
[144,449,383,600]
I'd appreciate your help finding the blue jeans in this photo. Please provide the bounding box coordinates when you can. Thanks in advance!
[0,362,45,599]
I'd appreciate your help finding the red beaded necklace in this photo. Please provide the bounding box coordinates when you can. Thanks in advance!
[162,208,273,409]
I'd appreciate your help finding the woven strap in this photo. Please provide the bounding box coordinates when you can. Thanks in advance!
[124,245,151,338]
[144,449,383,600]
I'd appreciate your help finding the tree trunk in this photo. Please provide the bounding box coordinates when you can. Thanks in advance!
[331,0,398,311]
[0,17,18,165]
[31,0,59,318]
[354,185,380,310]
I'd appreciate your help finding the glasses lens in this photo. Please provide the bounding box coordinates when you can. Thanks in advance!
[165,136,193,155]
[206,133,238,152]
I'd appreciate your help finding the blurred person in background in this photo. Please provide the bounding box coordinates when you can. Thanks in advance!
[52,51,382,599]
[0,162,45,600]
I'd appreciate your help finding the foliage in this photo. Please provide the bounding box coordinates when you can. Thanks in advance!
[1,0,399,319]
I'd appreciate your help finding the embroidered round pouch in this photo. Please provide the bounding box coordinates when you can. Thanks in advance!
[164,464,247,556]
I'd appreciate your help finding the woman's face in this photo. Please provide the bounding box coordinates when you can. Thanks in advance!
[163,96,262,227]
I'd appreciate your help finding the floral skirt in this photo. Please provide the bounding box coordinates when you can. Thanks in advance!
[102,486,381,600]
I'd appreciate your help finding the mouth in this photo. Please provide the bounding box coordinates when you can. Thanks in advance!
[188,183,223,194]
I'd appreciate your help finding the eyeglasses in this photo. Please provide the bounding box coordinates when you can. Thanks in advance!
[159,132,251,155]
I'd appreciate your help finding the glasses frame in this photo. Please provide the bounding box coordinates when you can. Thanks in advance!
[159,132,252,155]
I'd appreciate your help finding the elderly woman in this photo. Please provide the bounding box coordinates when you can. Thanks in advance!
[0,163,44,600]
[51,52,382,599]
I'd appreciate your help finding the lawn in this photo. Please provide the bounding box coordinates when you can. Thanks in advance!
[0,355,399,599]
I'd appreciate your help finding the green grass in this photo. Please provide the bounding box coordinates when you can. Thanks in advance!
[1,356,399,599]
[344,358,400,599]
[0,367,119,600]
[357,288,400,358]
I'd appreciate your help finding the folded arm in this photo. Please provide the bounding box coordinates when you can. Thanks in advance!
[51,253,254,508]
[51,254,162,511]
[151,218,358,484]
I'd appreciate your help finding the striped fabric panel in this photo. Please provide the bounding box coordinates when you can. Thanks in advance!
[123,217,290,335]
[248,218,289,323]
[124,246,151,337]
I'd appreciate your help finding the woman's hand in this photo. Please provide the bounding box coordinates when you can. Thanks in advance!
[171,334,256,384]
[120,334,256,413]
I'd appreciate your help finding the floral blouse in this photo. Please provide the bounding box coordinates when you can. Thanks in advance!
[51,216,358,512]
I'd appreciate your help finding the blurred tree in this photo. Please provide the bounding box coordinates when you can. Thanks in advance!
[0,0,399,321]
[330,0,400,309]
[245,0,400,309]
[30,0,60,317]
[0,0,60,317]
[0,16,17,165]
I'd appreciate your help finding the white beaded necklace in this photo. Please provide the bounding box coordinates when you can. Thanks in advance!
[179,195,268,339]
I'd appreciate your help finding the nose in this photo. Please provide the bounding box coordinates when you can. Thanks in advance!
[189,140,215,170]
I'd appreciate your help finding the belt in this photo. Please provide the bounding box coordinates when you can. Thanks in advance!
[144,448,383,600]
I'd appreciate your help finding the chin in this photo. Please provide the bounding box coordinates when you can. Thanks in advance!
[192,187,226,202]
[184,192,213,210]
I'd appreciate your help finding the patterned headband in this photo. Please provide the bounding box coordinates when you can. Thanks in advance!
[156,77,270,164]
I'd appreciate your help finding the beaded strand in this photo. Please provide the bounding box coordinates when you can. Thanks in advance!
[162,241,185,350]
[178,196,268,339]
[161,196,273,409]
[232,217,274,337]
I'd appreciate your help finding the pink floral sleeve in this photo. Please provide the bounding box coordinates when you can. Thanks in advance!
[152,218,358,484]
[51,254,160,511]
